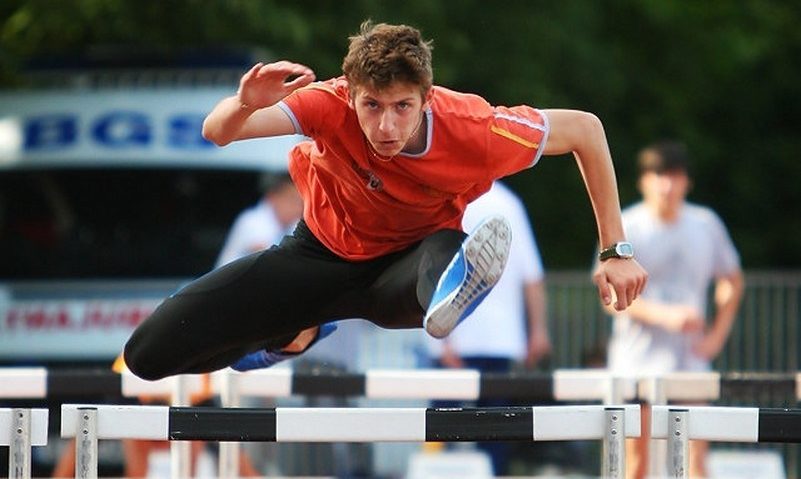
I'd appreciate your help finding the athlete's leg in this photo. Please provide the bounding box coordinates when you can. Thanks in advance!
[361,217,512,331]
[124,224,356,380]
[364,229,466,329]
[424,215,512,338]
[217,229,465,372]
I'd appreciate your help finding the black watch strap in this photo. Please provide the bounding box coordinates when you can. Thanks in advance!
[599,241,634,261]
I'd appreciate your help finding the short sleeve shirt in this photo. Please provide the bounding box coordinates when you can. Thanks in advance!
[215,200,286,268]
[607,202,741,374]
[279,77,549,260]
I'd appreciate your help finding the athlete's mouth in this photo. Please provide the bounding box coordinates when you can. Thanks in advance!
[374,140,401,151]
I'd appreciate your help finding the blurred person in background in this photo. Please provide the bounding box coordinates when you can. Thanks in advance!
[216,172,303,267]
[123,21,646,384]
[604,140,744,479]
[425,180,551,475]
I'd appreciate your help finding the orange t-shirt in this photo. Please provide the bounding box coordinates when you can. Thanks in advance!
[279,77,549,260]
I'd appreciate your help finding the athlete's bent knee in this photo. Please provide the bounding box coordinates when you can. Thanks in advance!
[123,333,169,381]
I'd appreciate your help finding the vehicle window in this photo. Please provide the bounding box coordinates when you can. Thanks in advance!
[1,168,261,279]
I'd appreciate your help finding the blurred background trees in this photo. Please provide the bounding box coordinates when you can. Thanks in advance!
[2,0,799,268]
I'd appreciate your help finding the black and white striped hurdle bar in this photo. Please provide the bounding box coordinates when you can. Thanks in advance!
[214,368,639,401]
[0,367,207,399]
[652,405,801,443]
[1,408,49,479]
[6,367,799,402]
[651,406,801,479]
[1,367,624,401]
[61,403,640,442]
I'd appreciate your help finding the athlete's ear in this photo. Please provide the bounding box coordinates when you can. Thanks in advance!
[348,88,359,110]
[423,90,433,109]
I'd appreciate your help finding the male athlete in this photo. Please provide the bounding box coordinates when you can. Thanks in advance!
[123,21,646,379]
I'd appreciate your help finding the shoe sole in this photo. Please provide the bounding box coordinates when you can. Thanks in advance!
[424,215,512,338]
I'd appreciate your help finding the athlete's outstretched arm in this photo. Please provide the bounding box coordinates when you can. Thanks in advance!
[202,61,315,146]
[542,109,648,311]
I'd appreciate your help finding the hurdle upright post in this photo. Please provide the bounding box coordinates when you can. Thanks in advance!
[9,409,31,479]
[667,408,689,479]
[171,375,192,479]
[602,407,626,479]
[75,408,98,479]
[604,376,627,405]
[217,370,241,479]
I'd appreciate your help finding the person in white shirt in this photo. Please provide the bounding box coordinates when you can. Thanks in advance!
[605,141,744,479]
[425,180,551,475]
[216,172,303,268]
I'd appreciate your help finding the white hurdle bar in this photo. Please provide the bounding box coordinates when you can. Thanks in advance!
[652,406,801,479]
[62,404,639,479]
[0,408,49,479]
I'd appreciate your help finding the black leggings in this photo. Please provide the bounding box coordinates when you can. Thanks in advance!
[124,220,465,380]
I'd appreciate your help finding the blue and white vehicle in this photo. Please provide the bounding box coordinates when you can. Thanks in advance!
[0,88,302,364]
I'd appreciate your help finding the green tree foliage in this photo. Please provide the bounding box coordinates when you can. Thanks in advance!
[2,0,799,267]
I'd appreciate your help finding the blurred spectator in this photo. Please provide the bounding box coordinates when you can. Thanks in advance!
[604,141,744,479]
[425,180,551,475]
[216,172,303,267]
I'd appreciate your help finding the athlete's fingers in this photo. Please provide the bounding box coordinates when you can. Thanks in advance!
[284,72,315,91]
[256,61,311,79]
[240,62,263,85]
[627,283,638,306]
[614,286,629,311]
[636,272,647,298]
[595,273,612,306]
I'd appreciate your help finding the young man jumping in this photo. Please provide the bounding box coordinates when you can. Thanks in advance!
[123,21,646,380]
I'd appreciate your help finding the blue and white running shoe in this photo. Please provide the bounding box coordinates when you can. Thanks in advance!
[231,322,338,371]
[424,215,512,339]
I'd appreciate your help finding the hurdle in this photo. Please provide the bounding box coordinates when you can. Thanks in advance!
[60,403,640,479]
[0,408,49,479]
[3,367,800,402]
[651,406,801,478]
[2,367,799,404]
[0,367,207,399]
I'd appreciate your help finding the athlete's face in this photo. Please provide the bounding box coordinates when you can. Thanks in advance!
[351,82,429,157]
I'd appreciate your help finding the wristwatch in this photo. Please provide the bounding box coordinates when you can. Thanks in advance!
[599,241,634,261]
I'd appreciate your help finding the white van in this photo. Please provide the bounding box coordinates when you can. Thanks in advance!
[0,88,302,364]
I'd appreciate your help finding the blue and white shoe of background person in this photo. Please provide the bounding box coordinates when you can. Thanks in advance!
[231,322,339,371]
[424,214,512,339]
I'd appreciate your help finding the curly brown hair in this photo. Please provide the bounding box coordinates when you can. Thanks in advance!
[342,20,433,99]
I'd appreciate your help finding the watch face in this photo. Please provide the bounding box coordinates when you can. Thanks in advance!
[616,242,634,257]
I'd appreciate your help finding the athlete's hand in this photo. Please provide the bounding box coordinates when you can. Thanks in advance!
[593,258,648,311]
[237,61,315,110]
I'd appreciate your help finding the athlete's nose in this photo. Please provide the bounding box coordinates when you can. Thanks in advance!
[378,110,396,134]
